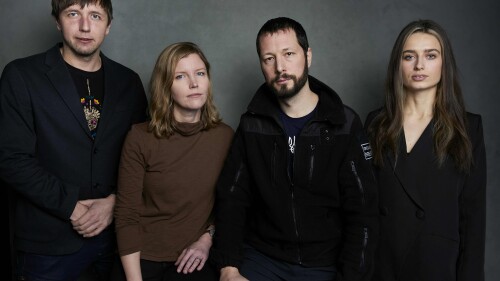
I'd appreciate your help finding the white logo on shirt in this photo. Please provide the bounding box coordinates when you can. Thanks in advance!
[288,136,296,154]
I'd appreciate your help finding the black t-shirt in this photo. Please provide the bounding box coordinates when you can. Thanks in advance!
[279,106,317,177]
[66,62,104,139]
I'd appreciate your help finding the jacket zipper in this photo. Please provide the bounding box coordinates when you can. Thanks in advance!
[229,162,244,193]
[289,141,302,264]
[308,145,315,185]
[272,141,277,184]
[289,182,302,264]
[350,161,365,205]
[351,161,368,270]
[360,226,368,269]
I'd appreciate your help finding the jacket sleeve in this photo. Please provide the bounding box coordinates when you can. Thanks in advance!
[210,124,253,270]
[337,113,379,281]
[0,62,79,220]
[457,115,486,281]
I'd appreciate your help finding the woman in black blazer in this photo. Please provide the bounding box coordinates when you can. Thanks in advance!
[365,20,486,281]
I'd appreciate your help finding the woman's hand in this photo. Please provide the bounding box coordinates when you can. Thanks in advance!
[175,231,212,274]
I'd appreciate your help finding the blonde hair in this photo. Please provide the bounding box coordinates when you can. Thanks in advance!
[148,42,222,138]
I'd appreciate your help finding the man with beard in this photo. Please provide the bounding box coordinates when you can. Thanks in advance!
[0,1,147,280]
[210,17,378,281]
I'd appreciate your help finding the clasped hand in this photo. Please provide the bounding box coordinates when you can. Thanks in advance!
[70,194,115,238]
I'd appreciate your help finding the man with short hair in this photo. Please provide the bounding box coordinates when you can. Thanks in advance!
[0,0,147,280]
[210,17,378,281]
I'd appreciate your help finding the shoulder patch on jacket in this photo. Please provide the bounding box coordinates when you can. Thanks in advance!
[361,142,372,160]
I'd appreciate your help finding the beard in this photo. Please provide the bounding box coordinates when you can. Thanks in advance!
[63,37,99,58]
[268,63,309,100]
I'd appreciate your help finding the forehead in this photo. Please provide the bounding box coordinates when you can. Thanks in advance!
[175,53,205,71]
[62,2,105,11]
[259,29,300,53]
[403,32,442,51]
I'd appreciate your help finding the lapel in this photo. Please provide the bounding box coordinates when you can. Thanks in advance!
[93,54,119,145]
[390,123,435,210]
[45,44,92,139]
[390,145,424,209]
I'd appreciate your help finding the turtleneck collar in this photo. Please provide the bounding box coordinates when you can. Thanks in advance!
[174,121,204,136]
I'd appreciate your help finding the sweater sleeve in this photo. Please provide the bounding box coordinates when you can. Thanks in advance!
[114,125,147,256]
[337,112,379,281]
[457,115,486,281]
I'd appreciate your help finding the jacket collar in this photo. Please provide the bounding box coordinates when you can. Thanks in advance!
[44,43,120,143]
[247,75,346,125]
[388,121,436,210]
[45,43,93,139]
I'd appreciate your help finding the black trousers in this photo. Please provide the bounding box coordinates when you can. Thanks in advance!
[240,245,337,281]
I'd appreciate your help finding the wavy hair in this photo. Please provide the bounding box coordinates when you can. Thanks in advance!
[368,19,472,172]
[148,42,222,138]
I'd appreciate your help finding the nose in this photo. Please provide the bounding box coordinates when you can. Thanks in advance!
[189,77,198,89]
[80,16,90,32]
[275,56,286,73]
[414,57,424,70]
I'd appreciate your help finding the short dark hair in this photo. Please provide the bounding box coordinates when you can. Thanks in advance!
[51,0,113,25]
[256,17,309,56]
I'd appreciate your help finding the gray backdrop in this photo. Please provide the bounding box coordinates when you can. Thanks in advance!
[1,0,498,279]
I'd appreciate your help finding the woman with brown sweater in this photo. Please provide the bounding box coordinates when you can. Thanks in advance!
[113,42,233,281]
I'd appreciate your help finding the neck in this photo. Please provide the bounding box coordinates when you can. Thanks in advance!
[173,107,201,123]
[60,46,102,72]
[279,81,318,118]
[404,88,436,118]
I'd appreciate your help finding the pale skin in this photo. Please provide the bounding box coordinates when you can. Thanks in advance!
[260,29,317,118]
[120,53,213,281]
[56,3,110,71]
[220,29,317,281]
[57,3,115,236]
[401,32,443,153]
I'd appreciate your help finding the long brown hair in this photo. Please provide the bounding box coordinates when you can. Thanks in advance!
[368,19,472,172]
[148,42,222,138]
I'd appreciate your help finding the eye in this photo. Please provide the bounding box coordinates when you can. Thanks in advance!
[175,74,185,80]
[426,54,437,59]
[68,11,78,17]
[402,55,414,61]
[285,52,294,57]
[263,57,274,64]
[90,13,102,20]
[196,71,206,76]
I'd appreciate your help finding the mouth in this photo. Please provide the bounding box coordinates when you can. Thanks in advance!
[76,37,93,44]
[411,75,428,81]
[187,93,204,98]
[275,75,291,84]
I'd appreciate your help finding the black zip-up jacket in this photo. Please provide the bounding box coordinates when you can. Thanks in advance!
[211,76,378,280]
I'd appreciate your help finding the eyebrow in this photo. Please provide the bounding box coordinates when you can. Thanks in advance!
[175,67,207,73]
[403,49,441,54]
[262,47,294,56]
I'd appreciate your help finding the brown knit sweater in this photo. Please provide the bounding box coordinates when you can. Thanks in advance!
[115,121,233,261]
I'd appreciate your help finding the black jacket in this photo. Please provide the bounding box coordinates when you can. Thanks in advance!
[0,44,147,255]
[211,76,378,280]
[365,110,486,281]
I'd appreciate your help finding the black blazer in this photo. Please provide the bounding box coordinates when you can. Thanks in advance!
[365,110,486,281]
[0,44,147,255]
